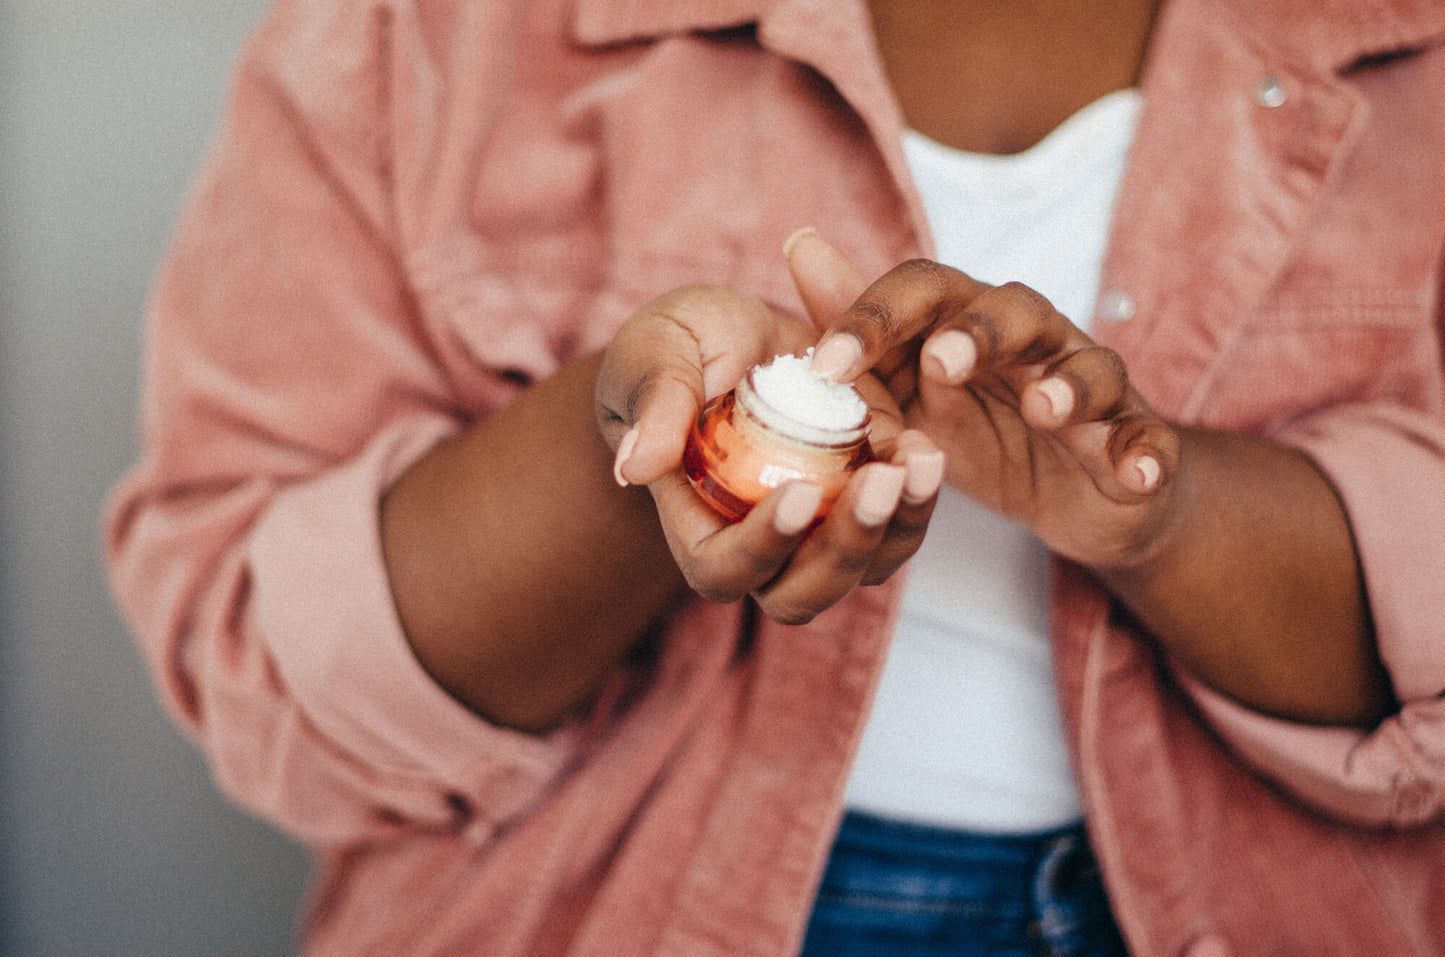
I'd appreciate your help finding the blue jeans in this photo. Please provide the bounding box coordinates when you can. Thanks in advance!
[799,811,1129,957]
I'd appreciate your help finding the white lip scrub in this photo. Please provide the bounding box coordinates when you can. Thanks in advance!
[747,349,869,438]
[683,349,874,522]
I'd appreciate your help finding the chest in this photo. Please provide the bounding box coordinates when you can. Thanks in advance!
[410,24,1445,434]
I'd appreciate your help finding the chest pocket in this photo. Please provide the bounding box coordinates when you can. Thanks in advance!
[1199,284,1440,432]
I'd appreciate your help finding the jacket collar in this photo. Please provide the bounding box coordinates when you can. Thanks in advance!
[570,0,774,46]
[1094,0,1445,420]
[571,0,932,257]
[1216,0,1445,72]
[571,0,1445,67]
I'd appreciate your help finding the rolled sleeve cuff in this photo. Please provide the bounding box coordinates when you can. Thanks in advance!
[1181,672,1445,828]
[249,413,577,828]
[1183,402,1445,828]
[1275,403,1445,701]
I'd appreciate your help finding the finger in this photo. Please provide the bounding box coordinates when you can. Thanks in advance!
[1019,345,1130,430]
[597,287,785,486]
[1106,412,1179,497]
[919,281,1085,386]
[858,435,943,585]
[1016,344,1177,500]
[849,372,905,446]
[872,429,945,507]
[812,259,992,382]
[1055,411,1177,502]
[1031,400,1177,504]
[783,227,870,328]
[752,463,906,624]
[603,377,704,489]
[650,474,826,602]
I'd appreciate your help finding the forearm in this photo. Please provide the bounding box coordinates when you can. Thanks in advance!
[380,352,687,732]
[1098,427,1395,728]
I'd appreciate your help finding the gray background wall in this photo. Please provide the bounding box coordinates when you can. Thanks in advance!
[1,1,311,953]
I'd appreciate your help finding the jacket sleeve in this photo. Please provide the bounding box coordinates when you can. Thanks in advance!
[1179,398,1445,829]
[103,0,577,848]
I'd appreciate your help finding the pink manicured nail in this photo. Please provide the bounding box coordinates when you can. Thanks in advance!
[1036,377,1075,420]
[1136,456,1161,490]
[854,464,906,527]
[902,450,945,504]
[782,226,820,258]
[922,330,976,383]
[613,427,639,487]
[810,334,862,381]
[773,482,824,535]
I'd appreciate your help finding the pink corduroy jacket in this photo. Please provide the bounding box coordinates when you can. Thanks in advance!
[106,0,1445,953]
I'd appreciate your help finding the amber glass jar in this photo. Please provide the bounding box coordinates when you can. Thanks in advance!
[682,366,873,522]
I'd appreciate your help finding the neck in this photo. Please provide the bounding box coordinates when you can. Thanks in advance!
[867,0,1163,154]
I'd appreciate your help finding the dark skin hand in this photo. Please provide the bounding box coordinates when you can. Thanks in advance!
[599,285,944,627]
[856,0,1392,726]
[788,231,1394,728]
[382,284,943,733]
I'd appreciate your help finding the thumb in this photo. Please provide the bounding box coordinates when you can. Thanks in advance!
[783,227,870,329]
[598,287,775,487]
[608,375,702,488]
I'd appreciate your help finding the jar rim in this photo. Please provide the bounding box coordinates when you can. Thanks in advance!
[737,368,871,448]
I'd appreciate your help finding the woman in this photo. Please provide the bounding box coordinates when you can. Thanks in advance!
[107,0,1445,952]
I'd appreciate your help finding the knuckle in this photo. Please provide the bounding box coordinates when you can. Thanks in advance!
[860,259,954,333]
[850,298,898,336]
[662,282,728,304]
[996,281,1053,317]
[1077,346,1130,411]
[621,371,656,423]
[895,257,954,294]
[1097,346,1130,384]
[958,308,1002,361]
[1139,417,1178,452]
[827,546,875,580]
[986,282,1055,352]
[888,510,931,541]
[758,596,818,626]
[682,565,744,605]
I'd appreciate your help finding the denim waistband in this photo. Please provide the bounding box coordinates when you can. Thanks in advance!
[800,810,1128,957]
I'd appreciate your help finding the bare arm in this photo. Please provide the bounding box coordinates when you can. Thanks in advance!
[380,352,686,733]
[1097,426,1393,727]
[383,284,943,734]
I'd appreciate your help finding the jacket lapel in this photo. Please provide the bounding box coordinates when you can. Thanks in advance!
[570,0,933,262]
[1096,0,1368,421]
[1097,0,1445,422]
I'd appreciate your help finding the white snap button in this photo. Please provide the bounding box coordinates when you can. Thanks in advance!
[1096,290,1136,324]
[1255,76,1287,108]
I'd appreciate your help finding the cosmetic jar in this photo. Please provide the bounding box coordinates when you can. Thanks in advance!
[683,353,873,522]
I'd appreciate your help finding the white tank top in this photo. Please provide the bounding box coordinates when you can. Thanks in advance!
[843,88,1143,833]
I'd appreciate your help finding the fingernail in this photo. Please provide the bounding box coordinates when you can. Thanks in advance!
[1037,377,1074,420]
[902,449,945,504]
[613,427,639,487]
[782,226,819,258]
[854,464,906,527]
[1136,456,1161,491]
[922,330,976,383]
[811,334,862,381]
[773,481,824,535]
